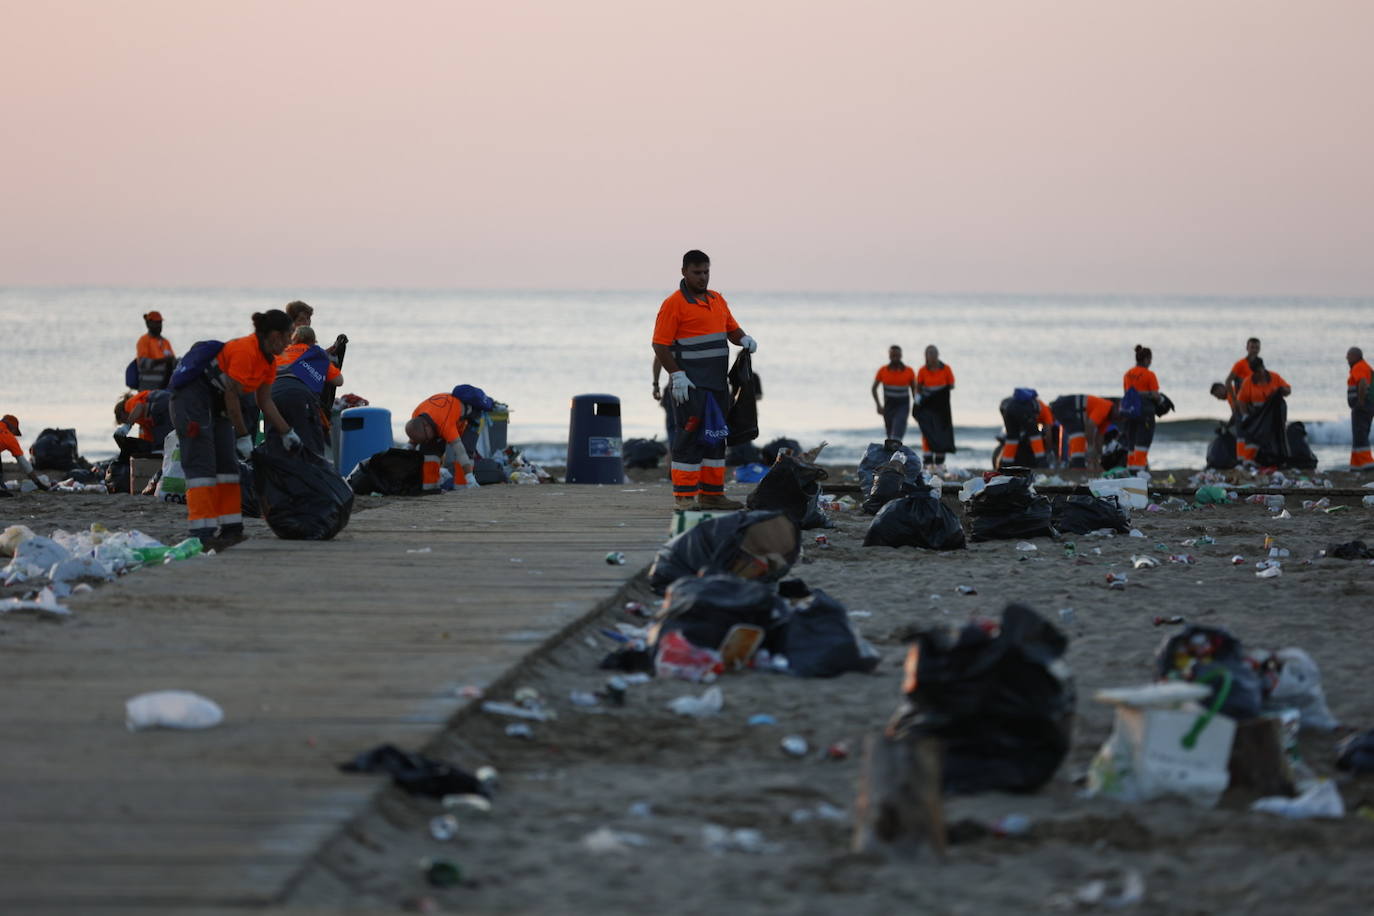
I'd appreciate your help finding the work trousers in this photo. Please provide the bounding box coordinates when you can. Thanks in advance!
[1352,407,1373,470]
[269,376,326,458]
[1050,396,1089,468]
[670,388,727,499]
[170,378,242,537]
[1124,415,1155,470]
[1000,399,1048,468]
[882,397,909,441]
[419,440,469,492]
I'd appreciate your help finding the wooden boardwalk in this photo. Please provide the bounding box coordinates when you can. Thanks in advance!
[0,483,671,913]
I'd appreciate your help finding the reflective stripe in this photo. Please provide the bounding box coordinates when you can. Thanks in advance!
[216,473,238,484]
[186,476,218,488]
[678,347,729,360]
[218,512,243,525]
[701,458,725,468]
[922,384,950,392]
[677,331,727,346]
[883,386,910,397]
[671,461,700,472]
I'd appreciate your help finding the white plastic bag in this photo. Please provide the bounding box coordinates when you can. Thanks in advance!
[125,690,224,731]
[155,431,186,502]
[1253,779,1345,820]
[1264,648,1338,731]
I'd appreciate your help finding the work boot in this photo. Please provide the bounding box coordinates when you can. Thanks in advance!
[674,495,700,511]
[697,493,744,510]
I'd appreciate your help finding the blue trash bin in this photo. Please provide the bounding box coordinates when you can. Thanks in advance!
[338,406,393,477]
[566,394,624,485]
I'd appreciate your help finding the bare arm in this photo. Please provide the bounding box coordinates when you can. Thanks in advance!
[1277,386,1292,398]
[871,379,882,413]
[256,384,291,435]
[222,378,248,437]
[652,343,680,375]
[652,357,662,401]
[727,328,747,345]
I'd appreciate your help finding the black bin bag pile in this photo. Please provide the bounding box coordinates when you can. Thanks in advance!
[649,510,801,594]
[889,603,1075,794]
[347,448,424,496]
[745,452,830,529]
[252,443,354,540]
[1049,492,1131,535]
[966,476,1055,542]
[773,579,879,678]
[863,486,966,550]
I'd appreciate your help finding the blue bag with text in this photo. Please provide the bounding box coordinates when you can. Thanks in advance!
[169,340,226,390]
[701,392,729,445]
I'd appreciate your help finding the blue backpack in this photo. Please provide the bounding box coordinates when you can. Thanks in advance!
[285,345,333,394]
[124,359,140,389]
[169,340,226,390]
[701,392,730,444]
[450,384,494,413]
[1120,387,1144,419]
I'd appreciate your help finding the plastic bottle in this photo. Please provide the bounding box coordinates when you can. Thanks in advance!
[429,814,460,841]
[131,537,204,564]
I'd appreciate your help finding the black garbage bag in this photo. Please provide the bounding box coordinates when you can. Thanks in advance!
[890,603,1075,794]
[649,510,801,593]
[622,437,668,469]
[774,582,880,677]
[347,447,424,496]
[1286,422,1318,470]
[1336,730,1374,774]
[726,442,762,466]
[103,457,130,494]
[746,453,829,529]
[760,437,801,465]
[239,460,260,518]
[472,457,506,485]
[725,351,760,446]
[252,444,354,540]
[30,428,81,471]
[1153,625,1263,720]
[1207,427,1238,470]
[861,461,918,515]
[1050,493,1131,535]
[857,441,923,492]
[864,491,967,550]
[913,388,957,454]
[649,574,778,661]
[338,744,489,798]
[1239,394,1290,467]
[1326,540,1374,560]
[967,477,1055,542]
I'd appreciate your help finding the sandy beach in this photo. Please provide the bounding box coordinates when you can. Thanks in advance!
[6,463,1372,914]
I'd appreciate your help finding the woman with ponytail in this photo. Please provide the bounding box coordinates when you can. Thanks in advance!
[1122,344,1161,472]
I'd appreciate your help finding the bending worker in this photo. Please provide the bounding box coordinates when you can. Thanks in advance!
[136,310,177,390]
[406,393,479,492]
[270,325,343,457]
[1050,394,1118,470]
[115,389,174,451]
[0,414,51,491]
[169,310,300,546]
[1347,347,1372,471]
[1122,344,1162,472]
[1235,358,1291,464]
[652,249,757,511]
[871,345,916,441]
[914,344,955,467]
[998,389,1054,468]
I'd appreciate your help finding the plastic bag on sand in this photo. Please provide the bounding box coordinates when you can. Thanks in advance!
[252,443,354,540]
[650,575,775,672]
[655,629,724,682]
[668,686,724,717]
[0,524,36,557]
[1050,493,1131,536]
[337,744,489,798]
[1261,647,1338,731]
[1337,730,1374,774]
[745,453,829,529]
[857,442,922,492]
[1253,780,1344,819]
[1154,625,1263,720]
[126,691,224,731]
[966,477,1055,542]
[863,491,966,550]
[648,510,800,593]
[346,447,424,496]
[0,587,70,616]
[3,536,71,579]
[888,604,1074,794]
[776,585,879,678]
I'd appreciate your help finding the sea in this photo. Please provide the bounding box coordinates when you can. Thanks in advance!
[1,287,1368,470]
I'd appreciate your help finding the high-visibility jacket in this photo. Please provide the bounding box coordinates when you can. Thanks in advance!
[1036,399,1053,428]
[0,426,22,458]
[1349,360,1373,409]
[1084,395,1114,432]
[875,364,915,400]
[412,394,468,445]
[1237,372,1289,406]
[916,363,954,392]
[275,343,340,395]
[652,281,739,391]
[214,335,278,394]
[137,333,175,361]
[1123,366,1159,394]
[1229,357,1253,385]
[123,390,156,441]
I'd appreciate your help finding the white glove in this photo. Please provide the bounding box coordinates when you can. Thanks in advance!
[465,475,480,490]
[281,428,302,451]
[235,436,253,460]
[738,335,757,354]
[114,424,132,438]
[669,370,694,405]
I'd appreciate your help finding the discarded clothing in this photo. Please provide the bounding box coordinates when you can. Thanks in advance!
[339,744,489,798]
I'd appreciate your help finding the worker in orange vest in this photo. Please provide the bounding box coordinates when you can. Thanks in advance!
[998,389,1054,468]
[870,345,916,441]
[271,325,343,458]
[0,415,51,491]
[1347,347,1373,471]
[406,394,479,492]
[1225,337,1260,399]
[652,250,757,510]
[1049,395,1118,470]
[914,344,956,467]
[169,310,300,546]
[115,389,174,450]
[135,311,177,390]
[1122,344,1162,471]
[1234,359,1290,464]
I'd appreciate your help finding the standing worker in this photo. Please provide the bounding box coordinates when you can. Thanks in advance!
[1122,344,1162,472]
[914,344,956,468]
[0,415,51,491]
[136,311,177,390]
[270,325,344,458]
[652,249,757,510]
[405,393,479,492]
[1226,337,1260,398]
[169,310,300,547]
[1347,347,1373,471]
[1049,394,1118,470]
[998,389,1054,468]
[870,346,916,441]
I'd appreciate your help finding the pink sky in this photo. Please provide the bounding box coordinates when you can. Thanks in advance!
[3,0,1371,294]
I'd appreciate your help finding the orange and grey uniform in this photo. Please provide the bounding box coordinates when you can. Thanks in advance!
[915,363,955,461]
[170,335,275,537]
[271,344,341,457]
[652,281,739,500]
[1122,366,1159,470]
[1050,395,1113,468]
[136,333,177,390]
[875,364,915,440]
[412,394,471,491]
[123,389,174,447]
[1236,372,1289,462]
[999,396,1053,467]
[0,425,36,476]
[1347,360,1373,469]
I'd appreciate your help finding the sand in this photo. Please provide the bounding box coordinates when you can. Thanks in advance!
[5,465,1374,914]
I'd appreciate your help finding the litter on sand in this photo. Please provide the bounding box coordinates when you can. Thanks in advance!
[125,690,224,731]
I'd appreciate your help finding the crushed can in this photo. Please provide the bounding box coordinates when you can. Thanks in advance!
[606,551,627,565]
[813,534,830,548]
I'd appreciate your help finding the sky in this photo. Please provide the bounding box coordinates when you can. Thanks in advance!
[2,0,1372,295]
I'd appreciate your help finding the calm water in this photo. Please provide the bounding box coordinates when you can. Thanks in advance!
[1,287,1368,468]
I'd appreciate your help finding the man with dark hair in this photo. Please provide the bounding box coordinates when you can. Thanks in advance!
[136,311,177,390]
[1226,337,1261,398]
[870,345,915,440]
[652,250,757,510]
[1348,346,1373,471]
